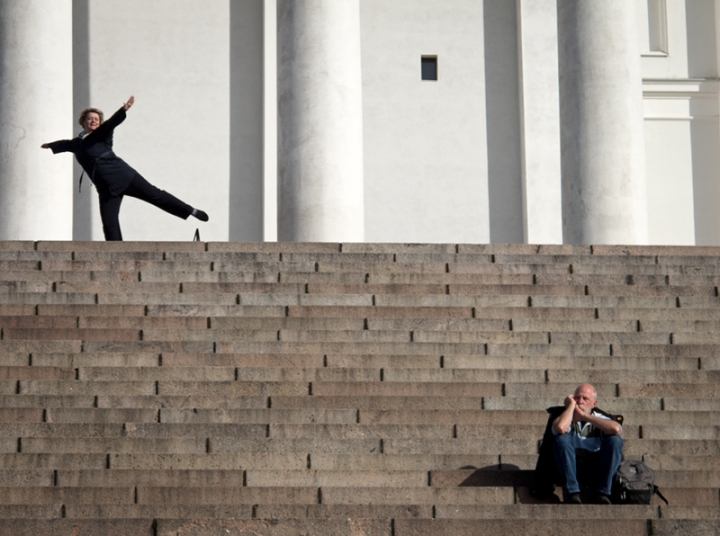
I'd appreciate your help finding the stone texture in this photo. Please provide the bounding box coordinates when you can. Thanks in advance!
[156,518,391,536]
[394,519,648,535]
[0,520,153,536]
[0,241,718,530]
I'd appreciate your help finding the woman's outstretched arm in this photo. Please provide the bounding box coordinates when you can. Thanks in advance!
[41,140,73,153]
[98,95,135,133]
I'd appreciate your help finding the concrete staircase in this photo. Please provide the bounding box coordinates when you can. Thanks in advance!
[0,241,718,535]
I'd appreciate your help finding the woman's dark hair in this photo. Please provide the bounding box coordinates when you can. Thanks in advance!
[78,107,104,127]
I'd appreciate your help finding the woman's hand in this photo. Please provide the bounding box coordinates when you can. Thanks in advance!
[123,95,135,111]
[41,143,50,149]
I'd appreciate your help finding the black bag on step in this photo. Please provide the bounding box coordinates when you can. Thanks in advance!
[612,460,668,505]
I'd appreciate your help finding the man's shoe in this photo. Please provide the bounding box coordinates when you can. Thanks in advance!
[566,492,582,504]
[594,493,612,505]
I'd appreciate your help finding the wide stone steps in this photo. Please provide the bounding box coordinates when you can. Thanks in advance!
[0,241,719,533]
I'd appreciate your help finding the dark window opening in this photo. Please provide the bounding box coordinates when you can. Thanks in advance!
[421,56,437,81]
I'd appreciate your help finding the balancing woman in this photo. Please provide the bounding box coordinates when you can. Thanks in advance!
[42,95,208,241]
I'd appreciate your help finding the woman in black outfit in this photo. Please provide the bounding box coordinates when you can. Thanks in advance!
[42,96,208,241]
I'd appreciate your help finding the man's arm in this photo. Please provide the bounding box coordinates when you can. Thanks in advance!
[551,395,576,435]
[581,411,621,435]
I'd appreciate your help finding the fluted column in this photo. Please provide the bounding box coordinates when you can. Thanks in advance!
[558,0,648,244]
[277,0,364,242]
[0,0,73,240]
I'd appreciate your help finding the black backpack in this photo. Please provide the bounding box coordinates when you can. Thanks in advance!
[612,460,668,505]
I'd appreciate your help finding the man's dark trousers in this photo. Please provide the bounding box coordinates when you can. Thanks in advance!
[552,433,623,495]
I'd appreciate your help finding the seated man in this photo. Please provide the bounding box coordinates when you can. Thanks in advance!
[550,383,623,504]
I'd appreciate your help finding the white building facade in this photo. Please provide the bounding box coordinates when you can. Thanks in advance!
[1,0,718,245]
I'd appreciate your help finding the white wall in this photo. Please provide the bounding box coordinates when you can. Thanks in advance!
[360,0,490,243]
[73,0,230,241]
[639,0,720,245]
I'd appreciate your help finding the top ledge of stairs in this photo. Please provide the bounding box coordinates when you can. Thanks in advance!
[2,241,720,257]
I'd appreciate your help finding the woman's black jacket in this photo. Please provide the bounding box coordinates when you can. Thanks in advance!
[47,106,137,198]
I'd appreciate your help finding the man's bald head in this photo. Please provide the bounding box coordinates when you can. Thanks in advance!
[573,383,598,412]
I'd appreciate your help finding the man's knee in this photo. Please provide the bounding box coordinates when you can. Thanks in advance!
[553,432,574,452]
[603,434,623,451]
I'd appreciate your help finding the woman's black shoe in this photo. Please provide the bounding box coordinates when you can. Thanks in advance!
[193,210,209,222]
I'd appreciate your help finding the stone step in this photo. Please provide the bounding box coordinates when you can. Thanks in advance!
[160,408,358,425]
[599,307,720,320]
[35,241,207,253]
[383,318,634,332]
[156,382,308,396]
[393,519,646,536]
[1,517,704,536]
[17,381,156,396]
[0,293,97,305]
[19,437,208,454]
[271,396,487,410]
[483,395,657,412]
[25,352,162,368]
[77,367,236,382]
[619,383,720,397]
[165,353,434,369]
[1,422,268,439]
[158,519,393,535]
[137,486,316,505]
[85,367,378,382]
[0,519,152,536]
[287,305,474,318]
[107,452,326,470]
[12,380,309,397]
[289,272,539,285]
[0,395,97,408]
[65,503,423,519]
[0,316,78,329]
[0,270,141,283]
[0,340,82,356]
[146,304,285,317]
[36,304,145,316]
[443,355,701,370]
[0,367,75,380]
[94,395,269,409]
[8,314,720,337]
[0,486,135,504]
[30,353,161,367]
[664,398,720,411]
[3,328,141,341]
[377,437,720,456]
[367,410,610,429]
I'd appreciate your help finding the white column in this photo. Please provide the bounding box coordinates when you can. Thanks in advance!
[0,0,73,240]
[516,0,563,244]
[558,0,648,244]
[277,0,364,242]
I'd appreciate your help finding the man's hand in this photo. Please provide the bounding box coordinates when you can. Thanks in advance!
[123,96,135,111]
[564,395,576,409]
[573,404,589,422]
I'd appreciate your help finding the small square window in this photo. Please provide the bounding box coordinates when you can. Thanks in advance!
[421,56,437,81]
